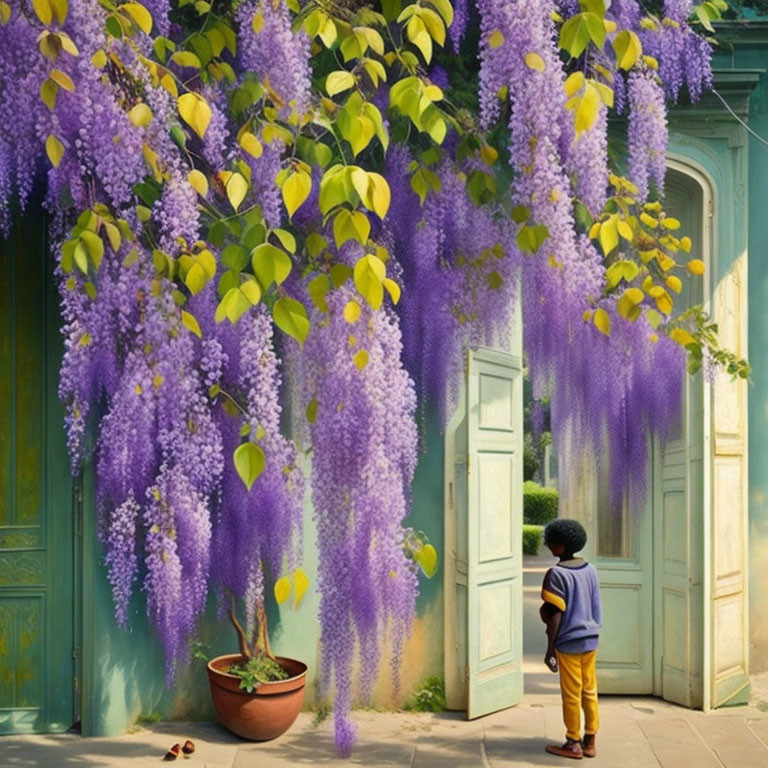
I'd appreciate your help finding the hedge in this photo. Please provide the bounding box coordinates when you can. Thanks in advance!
[523,480,559,525]
[523,525,544,556]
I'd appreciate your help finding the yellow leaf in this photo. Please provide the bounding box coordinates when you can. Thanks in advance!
[225,171,248,212]
[177,92,212,139]
[240,279,261,304]
[424,84,443,101]
[326,70,356,97]
[670,328,696,347]
[655,289,673,315]
[40,79,58,110]
[354,349,369,370]
[588,221,601,240]
[160,73,178,98]
[293,568,310,609]
[414,543,438,578]
[574,83,600,134]
[593,307,611,336]
[367,172,391,219]
[239,131,263,159]
[32,0,52,25]
[251,10,264,33]
[128,101,153,127]
[524,52,545,72]
[0,1,12,24]
[282,169,312,218]
[564,71,585,98]
[59,32,79,56]
[383,278,401,305]
[598,215,618,255]
[661,217,680,230]
[407,15,432,62]
[49,68,74,91]
[343,300,362,324]
[666,275,682,294]
[45,134,64,167]
[121,2,153,34]
[181,310,202,338]
[640,212,658,228]
[624,287,645,305]
[91,49,107,67]
[617,219,633,240]
[687,258,705,276]
[188,169,209,197]
[274,576,291,605]
[488,29,504,48]
[613,29,642,70]
[680,236,692,253]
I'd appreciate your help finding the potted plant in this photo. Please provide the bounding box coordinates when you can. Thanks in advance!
[206,590,308,741]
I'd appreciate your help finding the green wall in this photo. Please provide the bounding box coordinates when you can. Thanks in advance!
[80,407,445,736]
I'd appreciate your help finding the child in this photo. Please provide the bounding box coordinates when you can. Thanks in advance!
[539,519,602,759]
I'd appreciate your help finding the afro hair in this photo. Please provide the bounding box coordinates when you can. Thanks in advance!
[543,518,587,556]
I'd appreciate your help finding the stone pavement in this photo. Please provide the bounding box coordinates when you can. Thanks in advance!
[5,694,768,768]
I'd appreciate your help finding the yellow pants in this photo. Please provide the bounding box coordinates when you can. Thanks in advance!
[556,649,599,741]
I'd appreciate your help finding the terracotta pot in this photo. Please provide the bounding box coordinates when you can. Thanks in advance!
[207,654,307,741]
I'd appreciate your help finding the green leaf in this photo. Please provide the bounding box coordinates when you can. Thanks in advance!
[308,273,330,312]
[516,224,549,253]
[215,287,251,324]
[560,12,604,58]
[330,263,352,289]
[272,228,296,253]
[79,230,104,270]
[233,441,265,491]
[273,297,310,346]
[252,243,292,289]
[40,78,58,110]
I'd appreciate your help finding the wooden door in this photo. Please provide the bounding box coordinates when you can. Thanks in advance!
[444,348,524,717]
[467,349,524,717]
[652,167,705,707]
[0,210,75,733]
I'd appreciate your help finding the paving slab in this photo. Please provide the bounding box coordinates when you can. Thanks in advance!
[687,716,768,768]
[7,696,768,767]
[0,721,240,767]
[638,719,721,768]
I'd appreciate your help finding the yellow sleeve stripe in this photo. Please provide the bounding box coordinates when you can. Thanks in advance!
[542,589,566,612]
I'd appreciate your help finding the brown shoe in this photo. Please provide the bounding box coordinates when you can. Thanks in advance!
[582,734,596,758]
[545,739,584,759]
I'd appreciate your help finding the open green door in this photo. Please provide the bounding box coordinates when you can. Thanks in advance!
[0,210,76,733]
[466,348,523,719]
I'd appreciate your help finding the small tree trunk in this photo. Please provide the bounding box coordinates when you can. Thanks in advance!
[229,593,252,660]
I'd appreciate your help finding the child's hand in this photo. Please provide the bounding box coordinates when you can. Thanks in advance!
[545,654,558,673]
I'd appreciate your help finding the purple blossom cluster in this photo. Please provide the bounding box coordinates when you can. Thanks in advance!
[628,71,668,200]
[302,289,418,756]
[236,0,312,115]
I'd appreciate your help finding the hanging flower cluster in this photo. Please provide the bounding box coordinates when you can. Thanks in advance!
[0,0,742,753]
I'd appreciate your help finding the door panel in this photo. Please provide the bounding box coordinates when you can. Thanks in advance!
[0,210,75,733]
[467,349,523,718]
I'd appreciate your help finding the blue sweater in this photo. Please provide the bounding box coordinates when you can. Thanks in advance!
[541,559,602,653]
